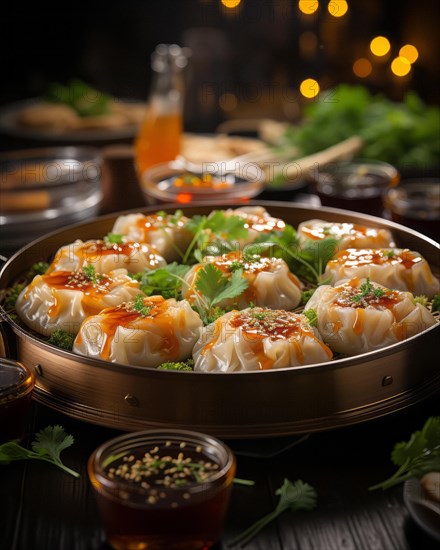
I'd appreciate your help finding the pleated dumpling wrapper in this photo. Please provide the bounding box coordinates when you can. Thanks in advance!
[304,277,437,356]
[324,248,440,298]
[73,295,203,368]
[15,267,141,336]
[220,206,286,246]
[47,238,166,275]
[298,219,395,251]
[193,307,333,372]
[111,211,192,262]
[184,251,302,310]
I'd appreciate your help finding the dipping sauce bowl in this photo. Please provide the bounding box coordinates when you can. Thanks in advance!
[88,429,236,550]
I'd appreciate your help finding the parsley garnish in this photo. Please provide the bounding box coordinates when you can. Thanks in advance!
[48,330,76,351]
[304,309,318,327]
[134,263,190,300]
[384,250,395,259]
[158,359,194,371]
[229,479,317,547]
[351,278,385,303]
[300,288,316,305]
[195,264,248,308]
[0,425,79,478]
[82,264,103,284]
[131,294,152,317]
[370,416,440,491]
[413,295,428,307]
[104,233,124,244]
[432,294,440,313]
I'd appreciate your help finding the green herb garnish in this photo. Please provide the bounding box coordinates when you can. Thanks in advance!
[158,359,194,371]
[0,425,79,478]
[300,288,316,305]
[229,478,317,547]
[413,295,428,307]
[369,416,440,491]
[45,79,111,117]
[432,294,440,313]
[47,330,76,351]
[82,264,103,284]
[104,233,124,244]
[304,309,318,327]
[195,264,248,308]
[2,283,25,311]
[351,278,385,303]
[26,261,50,278]
[131,294,152,317]
[134,263,190,300]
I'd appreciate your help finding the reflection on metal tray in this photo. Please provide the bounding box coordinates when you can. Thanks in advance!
[0,201,439,438]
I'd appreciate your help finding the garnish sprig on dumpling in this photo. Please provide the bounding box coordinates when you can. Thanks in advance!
[132,263,190,300]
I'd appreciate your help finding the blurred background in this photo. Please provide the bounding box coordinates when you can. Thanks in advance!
[2,0,439,134]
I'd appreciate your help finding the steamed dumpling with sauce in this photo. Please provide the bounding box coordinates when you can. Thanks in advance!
[16,268,141,336]
[183,251,302,310]
[112,212,192,262]
[221,206,286,245]
[193,307,333,372]
[298,219,395,251]
[47,239,167,275]
[324,249,440,298]
[73,296,202,368]
[304,277,437,356]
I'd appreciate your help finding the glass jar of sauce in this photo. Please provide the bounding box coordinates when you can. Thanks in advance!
[0,358,35,443]
[88,429,236,550]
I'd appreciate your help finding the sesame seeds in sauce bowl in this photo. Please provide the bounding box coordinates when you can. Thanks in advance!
[88,429,236,550]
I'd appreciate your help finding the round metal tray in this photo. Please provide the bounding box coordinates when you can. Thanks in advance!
[0,201,439,438]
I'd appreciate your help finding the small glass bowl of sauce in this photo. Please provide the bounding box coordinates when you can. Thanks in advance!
[309,159,399,217]
[383,179,440,241]
[88,429,236,550]
[140,161,265,205]
[0,358,35,443]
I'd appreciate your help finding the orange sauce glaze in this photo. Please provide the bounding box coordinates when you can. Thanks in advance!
[77,296,180,361]
[202,309,332,370]
[302,223,380,241]
[333,280,401,310]
[330,249,422,270]
[34,270,136,318]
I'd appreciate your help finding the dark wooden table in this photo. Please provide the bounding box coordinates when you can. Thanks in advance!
[1,394,439,550]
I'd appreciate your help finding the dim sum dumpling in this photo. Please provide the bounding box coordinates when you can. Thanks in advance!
[184,252,302,310]
[73,296,203,368]
[47,239,166,275]
[220,206,286,245]
[304,277,437,356]
[298,219,395,251]
[112,212,192,262]
[324,248,440,298]
[16,268,141,336]
[193,307,333,372]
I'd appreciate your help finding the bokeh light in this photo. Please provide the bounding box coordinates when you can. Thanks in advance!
[353,58,372,78]
[221,0,241,8]
[391,56,411,76]
[370,36,391,57]
[298,1,319,15]
[399,44,419,64]
[327,0,348,18]
[300,78,320,98]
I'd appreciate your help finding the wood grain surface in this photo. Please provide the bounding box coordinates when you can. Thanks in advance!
[1,394,439,550]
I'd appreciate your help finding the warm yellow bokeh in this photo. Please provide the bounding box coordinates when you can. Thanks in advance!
[399,44,419,64]
[370,36,391,56]
[298,1,319,15]
[391,56,411,76]
[328,0,348,18]
[353,58,372,78]
[300,78,320,98]
[221,0,241,8]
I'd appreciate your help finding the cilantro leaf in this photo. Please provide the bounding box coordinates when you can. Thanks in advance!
[229,478,317,547]
[0,425,79,478]
[370,416,440,491]
[82,264,101,284]
[136,263,190,300]
[194,264,248,308]
[131,294,152,317]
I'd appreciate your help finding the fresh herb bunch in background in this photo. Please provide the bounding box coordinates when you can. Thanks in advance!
[45,79,112,117]
[282,84,440,168]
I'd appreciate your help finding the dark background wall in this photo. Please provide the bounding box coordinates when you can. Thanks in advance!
[2,0,439,132]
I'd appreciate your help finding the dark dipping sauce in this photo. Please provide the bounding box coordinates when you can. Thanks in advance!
[0,359,34,443]
[88,432,236,550]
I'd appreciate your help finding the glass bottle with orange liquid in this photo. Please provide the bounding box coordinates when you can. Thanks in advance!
[135,44,188,179]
